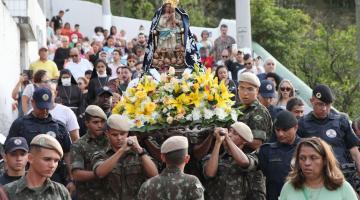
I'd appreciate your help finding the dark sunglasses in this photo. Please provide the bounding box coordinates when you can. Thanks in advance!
[244,62,252,65]
[70,54,78,58]
[222,56,228,58]
[280,87,292,92]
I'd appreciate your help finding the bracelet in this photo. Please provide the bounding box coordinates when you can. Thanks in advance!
[138,148,147,157]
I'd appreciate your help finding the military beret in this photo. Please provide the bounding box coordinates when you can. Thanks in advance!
[238,72,261,87]
[259,80,276,98]
[312,84,334,104]
[161,136,188,154]
[230,122,253,142]
[274,110,298,130]
[85,105,107,120]
[107,114,132,132]
[30,134,63,158]
[4,137,29,153]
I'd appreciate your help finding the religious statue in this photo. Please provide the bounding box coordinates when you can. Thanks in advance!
[143,0,202,74]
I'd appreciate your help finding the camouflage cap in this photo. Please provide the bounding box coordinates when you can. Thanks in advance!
[85,105,107,120]
[161,136,188,154]
[107,114,132,132]
[230,122,253,142]
[30,134,63,158]
[238,72,261,87]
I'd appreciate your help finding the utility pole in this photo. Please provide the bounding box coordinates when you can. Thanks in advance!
[102,0,112,30]
[235,0,252,50]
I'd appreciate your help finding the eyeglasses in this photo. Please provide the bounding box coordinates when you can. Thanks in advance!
[70,54,78,58]
[280,87,292,92]
[244,62,252,66]
[222,56,228,59]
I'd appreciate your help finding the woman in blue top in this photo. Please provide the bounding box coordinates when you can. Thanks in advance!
[279,137,357,200]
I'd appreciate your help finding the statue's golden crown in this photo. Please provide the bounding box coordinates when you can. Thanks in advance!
[163,0,179,7]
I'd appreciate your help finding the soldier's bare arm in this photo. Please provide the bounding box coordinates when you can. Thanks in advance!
[224,133,250,168]
[204,128,224,177]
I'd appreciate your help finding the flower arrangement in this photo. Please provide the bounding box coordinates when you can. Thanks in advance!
[112,64,240,132]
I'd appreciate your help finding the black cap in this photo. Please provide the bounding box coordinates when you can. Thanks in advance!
[312,84,334,104]
[274,110,298,129]
[33,87,52,109]
[259,80,276,98]
[96,86,113,96]
[4,137,29,153]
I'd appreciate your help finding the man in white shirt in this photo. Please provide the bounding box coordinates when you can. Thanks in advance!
[65,48,93,80]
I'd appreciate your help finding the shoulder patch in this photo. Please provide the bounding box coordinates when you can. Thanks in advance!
[254,115,263,121]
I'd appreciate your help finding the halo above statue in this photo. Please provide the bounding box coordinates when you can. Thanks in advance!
[143,0,202,75]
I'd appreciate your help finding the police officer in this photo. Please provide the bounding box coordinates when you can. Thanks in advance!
[70,105,108,200]
[258,110,301,200]
[6,87,72,186]
[297,84,360,179]
[92,114,158,199]
[95,86,113,117]
[237,72,272,150]
[258,80,283,120]
[138,136,204,200]
[0,137,28,185]
[202,122,265,200]
[4,134,71,199]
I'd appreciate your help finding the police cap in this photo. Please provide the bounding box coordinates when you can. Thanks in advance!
[4,137,29,153]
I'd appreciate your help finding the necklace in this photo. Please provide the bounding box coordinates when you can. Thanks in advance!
[97,76,109,88]
[62,86,72,105]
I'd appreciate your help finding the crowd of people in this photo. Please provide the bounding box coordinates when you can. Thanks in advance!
[1,7,360,200]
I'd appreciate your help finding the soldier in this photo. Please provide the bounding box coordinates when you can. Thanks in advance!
[92,114,158,199]
[236,72,272,149]
[70,105,108,200]
[258,110,301,200]
[138,136,204,200]
[0,137,28,185]
[4,134,71,199]
[297,84,360,187]
[6,88,72,187]
[202,122,265,200]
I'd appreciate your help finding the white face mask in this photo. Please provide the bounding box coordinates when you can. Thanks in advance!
[72,38,78,43]
[62,78,71,86]
[97,72,107,78]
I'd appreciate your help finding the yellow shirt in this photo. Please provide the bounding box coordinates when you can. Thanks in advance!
[29,59,59,79]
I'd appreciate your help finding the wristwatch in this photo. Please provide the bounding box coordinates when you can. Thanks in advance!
[138,148,147,157]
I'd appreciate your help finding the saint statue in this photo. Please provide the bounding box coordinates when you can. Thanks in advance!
[143,0,202,74]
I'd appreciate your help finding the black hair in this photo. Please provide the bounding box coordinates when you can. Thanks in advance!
[220,24,228,28]
[243,53,252,61]
[164,149,187,166]
[266,72,282,90]
[286,97,304,111]
[215,65,228,80]
[75,24,80,27]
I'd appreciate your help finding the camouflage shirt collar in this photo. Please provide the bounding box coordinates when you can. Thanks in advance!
[161,167,182,176]
[16,175,55,194]
[85,132,106,143]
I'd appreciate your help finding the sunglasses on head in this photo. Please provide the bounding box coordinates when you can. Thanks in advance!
[280,87,292,92]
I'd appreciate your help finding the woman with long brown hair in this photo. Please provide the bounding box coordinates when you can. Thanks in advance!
[279,137,357,200]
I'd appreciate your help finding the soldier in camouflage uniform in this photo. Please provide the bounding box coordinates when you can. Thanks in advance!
[4,134,71,200]
[92,114,158,200]
[202,122,266,200]
[138,136,204,200]
[70,105,108,200]
[237,72,272,147]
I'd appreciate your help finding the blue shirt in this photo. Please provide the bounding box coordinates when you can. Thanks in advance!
[297,112,359,164]
[258,136,301,200]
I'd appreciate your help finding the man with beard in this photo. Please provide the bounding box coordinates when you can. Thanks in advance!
[92,114,158,199]
[4,134,71,199]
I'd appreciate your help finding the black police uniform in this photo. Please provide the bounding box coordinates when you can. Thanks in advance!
[297,112,359,165]
[6,113,71,184]
[258,137,300,200]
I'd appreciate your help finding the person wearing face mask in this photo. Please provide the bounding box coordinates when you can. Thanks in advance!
[69,33,79,48]
[92,26,104,43]
[57,69,82,115]
[87,60,111,105]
